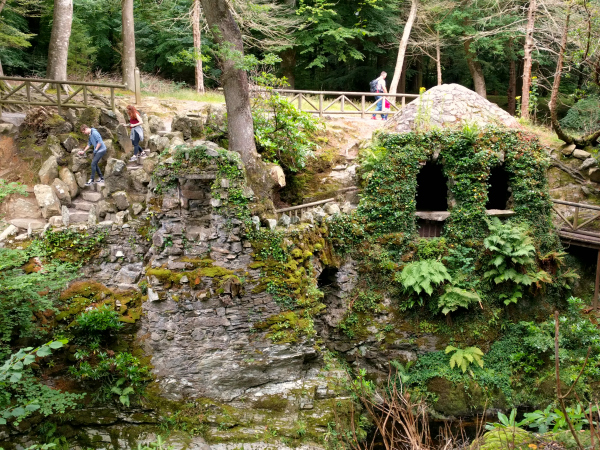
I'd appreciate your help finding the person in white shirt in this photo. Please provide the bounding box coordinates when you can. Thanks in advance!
[372,71,388,120]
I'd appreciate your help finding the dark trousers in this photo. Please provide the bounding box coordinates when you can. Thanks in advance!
[131,129,142,156]
[91,151,106,181]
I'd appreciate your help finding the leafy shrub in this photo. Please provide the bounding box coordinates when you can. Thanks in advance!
[396,259,452,296]
[73,305,123,344]
[0,178,27,203]
[69,351,150,406]
[560,95,600,134]
[252,91,323,172]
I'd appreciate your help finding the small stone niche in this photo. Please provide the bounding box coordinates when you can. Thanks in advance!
[416,161,449,238]
[486,165,511,211]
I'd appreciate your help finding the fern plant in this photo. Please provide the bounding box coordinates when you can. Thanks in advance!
[438,286,481,315]
[483,218,550,303]
[396,260,452,296]
[445,345,484,373]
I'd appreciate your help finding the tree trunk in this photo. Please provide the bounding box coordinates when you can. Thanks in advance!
[192,0,204,93]
[121,0,136,91]
[46,0,73,83]
[0,0,8,15]
[199,0,269,194]
[399,58,407,93]
[280,48,296,89]
[507,38,516,116]
[389,0,418,99]
[521,0,536,119]
[436,31,442,85]
[464,37,486,98]
[414,55,423,92]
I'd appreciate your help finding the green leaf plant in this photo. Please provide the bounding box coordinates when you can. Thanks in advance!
[396,259,452,296]
[438,286,482,315]
[445,345,484,373]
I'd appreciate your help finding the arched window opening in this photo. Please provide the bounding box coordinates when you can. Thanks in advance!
[486,166,510,210]
[416,162,448,211]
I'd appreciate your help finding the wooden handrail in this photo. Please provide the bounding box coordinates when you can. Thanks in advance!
[551,199,600,212]
[0,76,126,89]
[271,88,419,98]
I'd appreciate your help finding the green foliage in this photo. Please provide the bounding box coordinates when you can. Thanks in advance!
[0,340,83,425]
[523,404,597,434]
[68,351,151,405]
[437,286,481,315]
[444,345,484,373]
[485,408,529,431]
[560,95,600,134]
[0,178,27,203]
[33,228,109,262]
[0,247,77,358]
[73,305,123,345]
[396,259,452,296]
[136,436,174,450]
[251,89,323,173]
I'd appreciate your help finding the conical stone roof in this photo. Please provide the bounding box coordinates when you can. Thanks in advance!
[386,83,520,132]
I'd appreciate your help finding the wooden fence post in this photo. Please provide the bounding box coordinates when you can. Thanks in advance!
[56,84,62,115]
[134,67,142,105]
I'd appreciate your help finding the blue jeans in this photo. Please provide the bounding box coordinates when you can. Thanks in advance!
[91,151,106,181]
[372,95,387,119]
[131,127,142,156]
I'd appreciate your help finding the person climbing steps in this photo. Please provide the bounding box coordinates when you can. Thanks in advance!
[78,124,107,186]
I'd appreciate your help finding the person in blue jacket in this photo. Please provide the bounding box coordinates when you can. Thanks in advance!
[78,125,107,186]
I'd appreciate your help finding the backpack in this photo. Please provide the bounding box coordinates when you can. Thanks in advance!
[369,78,379,92]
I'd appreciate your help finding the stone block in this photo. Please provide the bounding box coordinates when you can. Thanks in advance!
[324,202,340,215]
[46,135,66,159]
[0,196,42,220]
[266,219,277,230]
[9,219,46,230]
[112,191,130,211]
[589,168,600,183]
[33,184,61,218]
[75,171,88,188]
[132,203,144,215]
[71,153,89,173]
[48,216,63,227]
[39,156,58,185]
[115,263,143,284]
[61,135,79,152]
[59,167,79,198]
[51,178,72,206]
[573,149,592,160]
[561,144,576,156]
[96,125,114,141]
[0,224,18,242]
[278,214,291,227]
[82,191,102,202]
[116,124,133,153]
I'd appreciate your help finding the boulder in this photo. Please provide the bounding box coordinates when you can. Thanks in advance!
[71,152,89,173]
[573,149,592,160]
[589,168,600,183]
[142,156,158,175]
[266,219,277,230]
[61,205,70,227]
[112,191,130,211]
[100,108,124,131]
[148,135,170,153]
[48,216,63,227]
[39,156,58,185]
[0,196,42,220]
[115,210,129,226]
[172,113,203,140]
[33,184,61,218]
[59,167,79,198]
[130,168,151,192]
[104,158,131,194]
[278,214,291,227]
[116,124,133,153]
[115,263,143,284]
[148,115,167,134]
[97,199,117,218]
[76,106,101,130]
[51,178,72,206]
[46,135,66,159]
[132,203,144,215]
[61,135,79,152]
[44,114,72,135]
[0,123,16,135]
[75,171,88,188]
[9,219,46,231]
[324,203,341,215]
[268,164,286,188]
[205,104,227,131]
[580,158,598,171]
[88,204,97,226]
[96,125,114,141]
[0,225,18,242]
[170,136,185,147]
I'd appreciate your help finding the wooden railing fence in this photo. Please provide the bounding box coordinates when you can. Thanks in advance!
[0,67,141,114]
[269,89,418,118]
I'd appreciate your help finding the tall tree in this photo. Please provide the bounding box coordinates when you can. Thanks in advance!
[520,0,536,119]
[121,0,136,90]
[389,0,418,97]
[191,0,204,93]
[507,38,516,115]
[46,0,73,83]
[463,37,486,97]
[199,0,268,192]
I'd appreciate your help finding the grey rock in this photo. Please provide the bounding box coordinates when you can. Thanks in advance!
[33,184,61,218]
[59,167,79,198]
[39,156,59,185]
[142,157,158,175]
[9,218,46,230]
[82,191,102,202]
[61,205,70,227]
[51,178,72,206]
[112,191,130,211]
[75,171,88,188]
[251,215,261,230]
[115,263,143,284]
[324,203,340,215]
[589,167,600,183]
[100,108,124,130]
[561,144,577,156]
[88,204,97,226]
[301,211,314,223]
[573,149,592,160]
[147,288,160,302]
[0,225,18,242]
[71,153,89,173]
[172,114,203,140]
[115,210,128,226]
[148,115,167,134]
[0,123,16,135]
[132,203,144,215]
[148,135,170,153]
[581,158,598,171]
[61,135,79,152]
[47,135,66,159]
[48,216,63,227]
[313,207,327,223]
[278,214,291,227]
[104,158,131,193]
[266,219,277,230]
[130,168,151,191]
[0,196,42,220]
[116,124,133,153]
[96,125,114,141]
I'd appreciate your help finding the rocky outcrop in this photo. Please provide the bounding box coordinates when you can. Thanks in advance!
[387,83,520,133]
[38,156,59,185]
[33,184,61,218]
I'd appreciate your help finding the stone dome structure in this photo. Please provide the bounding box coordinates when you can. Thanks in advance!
[386,83,520,132]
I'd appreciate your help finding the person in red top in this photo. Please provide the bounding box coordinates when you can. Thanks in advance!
[124,105,145,162]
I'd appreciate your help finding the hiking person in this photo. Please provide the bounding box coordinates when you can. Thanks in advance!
[370,71,388,120]
[78,125,106,186]
[123,105,146,162]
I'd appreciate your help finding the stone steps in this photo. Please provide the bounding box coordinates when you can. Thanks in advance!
[67,210,90,224]
[72,199,95,211]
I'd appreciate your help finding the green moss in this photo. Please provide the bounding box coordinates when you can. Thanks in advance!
[251,395,289,412]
